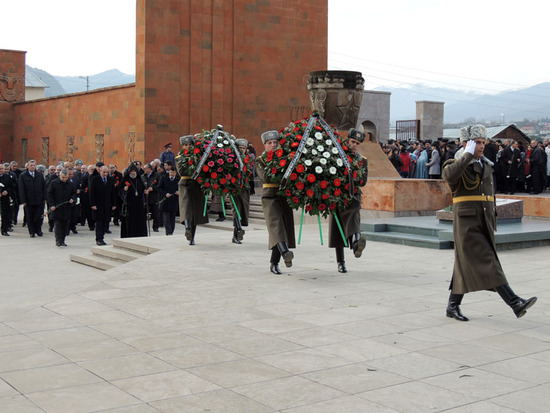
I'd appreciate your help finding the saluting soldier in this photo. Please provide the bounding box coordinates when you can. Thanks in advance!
[231,138,250,244]
[442,124,537,321]
[256,130,295,274]
[328,128,368,273]
[177,135,209,245]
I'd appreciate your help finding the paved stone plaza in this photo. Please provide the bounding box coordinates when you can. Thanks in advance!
[0,218,548,412]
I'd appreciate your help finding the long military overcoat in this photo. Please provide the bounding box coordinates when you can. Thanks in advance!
[442,151,508,294]
[256,155,295,250]
[178,178,209,225]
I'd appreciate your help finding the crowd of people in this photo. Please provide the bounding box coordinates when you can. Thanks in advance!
[0,141,257,246]
[382,137,550,194]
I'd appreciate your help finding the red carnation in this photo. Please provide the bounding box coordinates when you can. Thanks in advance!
[231,177,236,184]
[212,184,219,190]
[296,164,305,173]
[320,180,328,189]
[188,160,193,165]
[292,196,300,204]
[217,159,224,165]
[279,139,286,145]
[124,181,130,186]
[296,134,302,140]
[329,203,336,210]
[296,181,304,190]
[280,159,286,167]
[291,142,299,148]
[318,204,326,211]
[290,173,298,181]
[184,149,189,155]
[223,188,228,193]
[345,183,350,190]
[193,148,200,154]
[271,167,277,174]
[305,205,313,211]
[204,182,210,187]
[276,149,283,158]
[220,178,227,184]
[197,177,203,183]
[353,171,358,178]
[334,178,341,187]
[334,188,341,196]
[307,174,316,183]
[203,165,209,172]
[322,193,330,200]
[315,125,322,131]
[343,145,349,151]
[285,189,292,196]
[211,172,218,179]
[306,189,314,197]
[267,151,273,161]
[243,166,247,172]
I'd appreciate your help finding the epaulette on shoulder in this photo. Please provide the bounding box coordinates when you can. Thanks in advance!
[442,159,456,170]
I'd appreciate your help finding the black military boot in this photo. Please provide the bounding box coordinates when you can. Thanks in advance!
[446,293,468,321]
[232,218,244,243]
[495,284,537,318]
[184,220,192,241]
[277,242,293,268]
[189,225,196,245]
[337,261,347,273]
[270,247,282,274]
[232,227,242,244]
[350,233,366,258]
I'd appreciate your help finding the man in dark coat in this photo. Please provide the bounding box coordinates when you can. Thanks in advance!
[256,130,295,275]
[67,168,81,234]
[142,163,160,232]
[528,140,545,194]
[231,138,251,244]
[0,164,14,236]
[18,159,47,238]
[328,129,368,273]
[120,163,148,238]
[109,164,123,226]
[79,164,95,230]
[47,169,76,246]
[502,140,522,194]
[158,168,179,235]
[8,161,21,228]
[442,125,537,321]
[177,135,209,245]
[89,165,116,245]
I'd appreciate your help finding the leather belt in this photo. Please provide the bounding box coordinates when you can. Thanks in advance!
[180,176,191,180]
[453,195,494,203]
[263,183,279,188]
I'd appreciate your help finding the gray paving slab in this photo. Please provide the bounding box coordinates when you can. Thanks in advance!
[0,217,549,412]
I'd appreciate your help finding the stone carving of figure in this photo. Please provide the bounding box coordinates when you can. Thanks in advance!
[0,75,25,102]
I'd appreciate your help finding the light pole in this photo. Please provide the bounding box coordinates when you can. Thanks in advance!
[501,113,505,125]
[79,76,89,92]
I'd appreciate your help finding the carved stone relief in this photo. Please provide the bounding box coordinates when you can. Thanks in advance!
[0,75,25,102]
[95,134,104,163]
[41,137,50,165]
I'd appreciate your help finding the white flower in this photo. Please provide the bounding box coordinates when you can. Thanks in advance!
[304,159,312,166]
[311,149,318,155]
[331,147,339,154]
[317,145,324,152]
[315,132,323,140]
[325,139,333,146]
[329,167,337,175]
[302,148,308,154]
[315,166,323,174]
[319,158,327,165]
[323,152,331,158]
[217,143,223,148]
[223,140,229,145]
[336,158,343,167]
[306,138,315,146]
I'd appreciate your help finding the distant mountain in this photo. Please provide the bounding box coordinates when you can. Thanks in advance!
[56,69,135,94]
[26,66,66,97]
[375,83,550,124]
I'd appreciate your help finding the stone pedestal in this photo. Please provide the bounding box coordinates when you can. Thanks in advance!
[436,198,524,222]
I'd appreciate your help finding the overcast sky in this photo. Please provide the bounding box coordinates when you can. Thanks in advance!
[2,0,549,94]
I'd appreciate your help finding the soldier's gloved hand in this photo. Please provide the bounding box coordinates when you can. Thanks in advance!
[465,139,477,155]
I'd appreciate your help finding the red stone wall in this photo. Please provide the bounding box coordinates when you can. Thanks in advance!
[12,85,136,167]
[136,0,328,157]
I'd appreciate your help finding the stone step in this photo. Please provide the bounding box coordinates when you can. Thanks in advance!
[69,253,121,271]
[363,222,441,237]
[90,245,147,262]
[364,231,453,250]
[111,239,161,254]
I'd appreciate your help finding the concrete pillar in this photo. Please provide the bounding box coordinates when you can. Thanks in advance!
[416,100,444,141]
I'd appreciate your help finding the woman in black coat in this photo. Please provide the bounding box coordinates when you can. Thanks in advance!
[157,168,179,235]
[47,170,76,246]
[120,163,148,238]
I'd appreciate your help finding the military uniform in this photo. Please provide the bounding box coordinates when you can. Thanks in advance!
[328,129,368,273]
[442,124,536,321]
[177,135,209,245]
[256,130,295,274]
[231,138,251,244]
